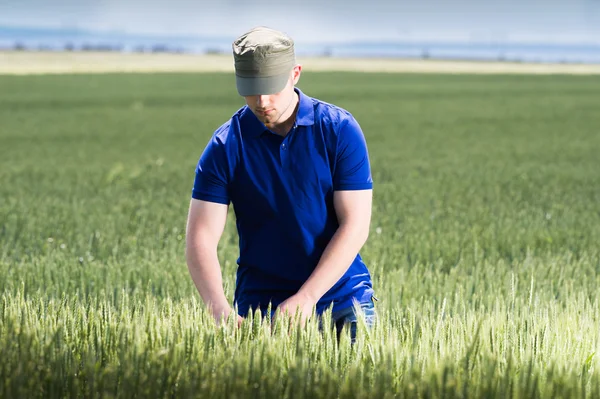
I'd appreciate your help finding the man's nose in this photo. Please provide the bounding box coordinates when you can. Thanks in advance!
[257,95,270,107]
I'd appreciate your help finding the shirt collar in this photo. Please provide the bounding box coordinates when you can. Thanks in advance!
[240,87,315,137]
[295,88,315,126]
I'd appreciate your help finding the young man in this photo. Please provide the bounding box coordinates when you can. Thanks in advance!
[186,26,376,338]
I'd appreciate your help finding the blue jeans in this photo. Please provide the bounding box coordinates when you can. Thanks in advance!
[261,298,377,342]
[328,299,377,343]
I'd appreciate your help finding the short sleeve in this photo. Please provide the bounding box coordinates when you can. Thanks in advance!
[192,136,230,204]
[333,116,373,191]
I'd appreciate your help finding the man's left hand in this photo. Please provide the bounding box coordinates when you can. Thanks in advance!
[276,292,317,326]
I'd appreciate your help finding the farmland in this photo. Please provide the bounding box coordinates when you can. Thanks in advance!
[1,71,599,398]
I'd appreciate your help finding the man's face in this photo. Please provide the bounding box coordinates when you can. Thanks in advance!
[244,65,301,126]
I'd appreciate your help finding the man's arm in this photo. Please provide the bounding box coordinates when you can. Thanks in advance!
[277,189,372,321]
[185,198,242,326]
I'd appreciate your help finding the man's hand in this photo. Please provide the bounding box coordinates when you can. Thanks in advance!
[211,305,244,328]
[276,292,317,326]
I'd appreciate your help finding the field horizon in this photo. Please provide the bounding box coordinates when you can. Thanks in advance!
[2,51,600,76]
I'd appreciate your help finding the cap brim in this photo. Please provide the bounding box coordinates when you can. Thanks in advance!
[236,72,289,96]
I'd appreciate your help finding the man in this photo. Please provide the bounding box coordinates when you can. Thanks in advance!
[185,26,376,339]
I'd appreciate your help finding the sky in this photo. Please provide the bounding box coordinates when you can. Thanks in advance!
[1,0,599,43]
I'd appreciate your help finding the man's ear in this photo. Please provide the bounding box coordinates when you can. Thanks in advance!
[293,65,302,85]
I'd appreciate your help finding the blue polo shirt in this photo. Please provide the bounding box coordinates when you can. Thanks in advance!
[192,88,374,317]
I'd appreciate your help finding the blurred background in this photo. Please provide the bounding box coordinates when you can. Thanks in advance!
[1,0,600,63]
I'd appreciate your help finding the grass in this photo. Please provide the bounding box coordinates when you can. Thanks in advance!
[0,71,599,398]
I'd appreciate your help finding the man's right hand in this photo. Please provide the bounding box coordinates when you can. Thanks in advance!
[211,305,244,328]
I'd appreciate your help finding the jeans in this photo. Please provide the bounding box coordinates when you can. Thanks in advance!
[328,298,377,343]
[261,298,377,343]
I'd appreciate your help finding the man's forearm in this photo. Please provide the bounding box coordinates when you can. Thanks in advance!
[186,245,230,312]
[297,223,369,303]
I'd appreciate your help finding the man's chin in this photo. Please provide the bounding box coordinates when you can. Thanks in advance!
[252,110,277,125]
[261,117,276,125]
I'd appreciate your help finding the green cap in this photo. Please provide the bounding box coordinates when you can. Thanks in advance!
[232,27,295,96]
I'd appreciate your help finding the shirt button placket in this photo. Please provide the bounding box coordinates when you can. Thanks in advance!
[280,142,287,166]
